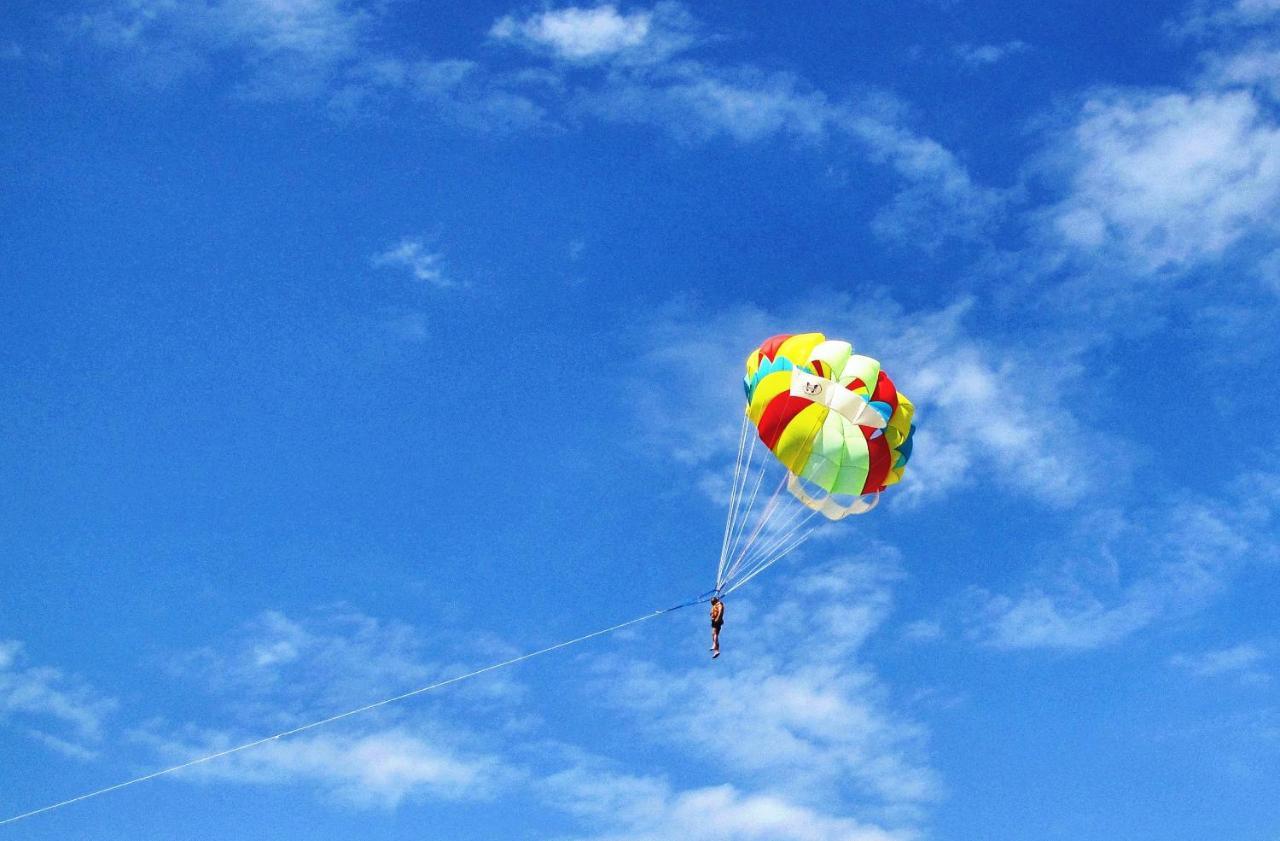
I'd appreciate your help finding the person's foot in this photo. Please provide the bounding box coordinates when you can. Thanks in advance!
[712,650,720,659]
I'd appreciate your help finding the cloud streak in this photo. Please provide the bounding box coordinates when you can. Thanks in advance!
[0,640,118,759]
[1171,643,1269,680]
[546,766,912,841]
[68,1,999,248]
[969,480,1278,650]
[372,238,455,288]
[74,0,374,99]
[953,40,1030,68]
[133,724,505,807]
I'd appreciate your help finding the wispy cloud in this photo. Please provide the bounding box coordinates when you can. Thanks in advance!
[879,300,1091,507]
[173,606,524,722]
[545,765,912,841]
[953,40,1030,68]
[1171,643,1269,681]
[968,483,1278,650]
[581,63,834,143]
[1203,40,1280,99]
[134,724,507,807]
[372,238,455,288]
[901,620,942,642]
[1169,0,1280,39]
[406,60,553,132]
[573,58,1002,245]
[382,310,428,342]
[0,640,118,759]
[135,606,532,808]
[74,0,373,99]
[65,1,999,247]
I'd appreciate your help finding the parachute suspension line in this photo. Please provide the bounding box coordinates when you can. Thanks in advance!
[723,506,822,595]
[716,401,834,591]
[727,481,783,586]
[727,435,762,573]
[723,523,818,595]
[713,410,837,594]
[721,470,806,586]
[733,517,806,586]
[724,416,761,582]
[718,440,769,589]
[714,414,753,589]
[0,595,714,830]
[719,472,787,587]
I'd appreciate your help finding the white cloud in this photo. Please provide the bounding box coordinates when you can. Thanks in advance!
[0,640,117,758]
[973,589,1156,651]
[383,310,428,342]
[546,767,912,841]
[1031,1,1280,287]
[493,6,651,60]
[969,485,1277,650]
[488,6,1003,244]
[901,620,942,642]
[372,238,455,288]
[145,593,928,830]
[1257,247,1280,295]
[1039,87,1280,273]
[953,40,1029,67]
[138,606,533,808]
[174,607,524,721]
[69,1,997,244]
[1170,0,1280,38]
[584,64,834,143]
[1171,643,1268,679]
[881,300,1091,506]
[27,729,104,761]
[404,59,553,132]
[487,0,1000,246]
[1202,39,1280,99]
[577,62,1001,243]
[74,0,557,129]
[845,111,1005,248]
[75,0,372,99]
[490,3,696,65]
[137,724,504,807]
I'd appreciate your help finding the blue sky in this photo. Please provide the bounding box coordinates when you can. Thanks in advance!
[3,0,1280,838]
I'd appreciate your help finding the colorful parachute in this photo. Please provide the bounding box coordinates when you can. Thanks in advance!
[714,332,916,594]
[744,332,915,518]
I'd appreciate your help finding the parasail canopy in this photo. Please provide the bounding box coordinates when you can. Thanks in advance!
[715,332,916,593]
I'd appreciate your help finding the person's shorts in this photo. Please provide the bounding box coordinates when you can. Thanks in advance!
[711,620,723,630]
